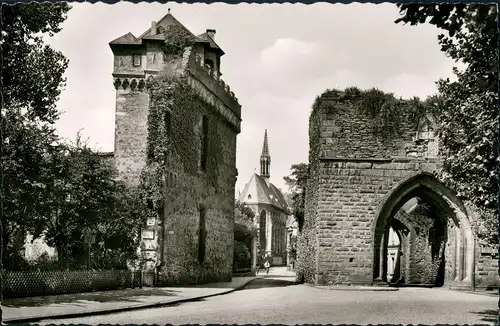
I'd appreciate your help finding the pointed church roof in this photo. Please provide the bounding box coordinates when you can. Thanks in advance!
[238,173,289,213]
[261,129,270,157]
[109,10,224,54]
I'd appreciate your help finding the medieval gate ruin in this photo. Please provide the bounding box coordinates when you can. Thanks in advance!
[298,89,479,289]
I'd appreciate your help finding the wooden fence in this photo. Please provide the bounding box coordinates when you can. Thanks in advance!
[2,269,143,299]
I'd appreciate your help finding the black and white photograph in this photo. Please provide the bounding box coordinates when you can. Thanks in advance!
[1,1,498,325]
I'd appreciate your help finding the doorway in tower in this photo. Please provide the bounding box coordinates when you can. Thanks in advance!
[373,174,474,288]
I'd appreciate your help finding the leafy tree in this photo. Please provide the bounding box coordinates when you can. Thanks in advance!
[234,201,257,238]
[2,3,70,122]
[284,163,309,231]
[1,3,148,273]
[233,202,256,272]
[41,136,147,268]
[163,24,195,57]
[1,3,71,268]
[395,4,499,244]
[93,183,147,270]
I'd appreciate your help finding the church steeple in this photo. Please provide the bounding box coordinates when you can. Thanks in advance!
[260,129,271,179]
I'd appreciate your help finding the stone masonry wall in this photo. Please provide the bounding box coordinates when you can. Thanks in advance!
[158,94,237,284]
[114,88,150,186]
[111,37,240,285]
[300,89,453,286]
[300,89,491,287]
[152,56,239,285]
[314,159,442,285]
[476,245,499,289]
[296,96,322,284]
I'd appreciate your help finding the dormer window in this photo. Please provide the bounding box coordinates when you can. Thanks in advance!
[133,54,141,67]
[204,59,214,70]
[157,26,165,34]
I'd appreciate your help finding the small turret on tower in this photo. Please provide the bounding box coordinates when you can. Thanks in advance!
[260,129,271,179]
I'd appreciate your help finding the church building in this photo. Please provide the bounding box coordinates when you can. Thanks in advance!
[238,130,290,267]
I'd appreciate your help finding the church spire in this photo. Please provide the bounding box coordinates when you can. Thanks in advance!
[260,129,271,179]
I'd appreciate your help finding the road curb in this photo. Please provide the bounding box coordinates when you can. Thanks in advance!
[4,277,257,324]
[304,283,399,291]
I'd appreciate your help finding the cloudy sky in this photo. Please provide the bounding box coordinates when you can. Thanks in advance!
[46,2,456,194]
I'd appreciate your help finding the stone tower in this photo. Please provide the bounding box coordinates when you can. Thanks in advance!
[109,11,241,285]
[260,129,271,179]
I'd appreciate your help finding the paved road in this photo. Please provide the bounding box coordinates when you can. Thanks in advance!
[32,276,498,325]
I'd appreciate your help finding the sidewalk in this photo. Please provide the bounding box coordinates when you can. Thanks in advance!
[258,266,297,278]
[310,284,399,291]
[2,276,256,324]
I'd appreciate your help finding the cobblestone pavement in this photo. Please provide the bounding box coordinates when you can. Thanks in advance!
[30,276,498,325]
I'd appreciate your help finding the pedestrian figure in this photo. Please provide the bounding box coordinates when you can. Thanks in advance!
[264,259,270,274]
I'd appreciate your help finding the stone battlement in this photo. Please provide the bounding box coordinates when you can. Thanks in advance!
[113,77,146,92]
[186,50,241,119]
[314,93,439,160]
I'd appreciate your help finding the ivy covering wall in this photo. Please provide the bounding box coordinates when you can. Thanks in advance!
[135,26,235,284]
[296,87,439,284]
[295,95,322,284]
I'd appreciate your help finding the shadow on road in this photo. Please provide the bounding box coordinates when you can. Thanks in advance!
[3,287,181,308]
[472,309,499,325]
[240,277,299,290]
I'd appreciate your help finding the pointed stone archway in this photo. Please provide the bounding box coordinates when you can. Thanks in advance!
[372,172,475,289]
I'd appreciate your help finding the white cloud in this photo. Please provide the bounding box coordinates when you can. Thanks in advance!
[260,38,322,71]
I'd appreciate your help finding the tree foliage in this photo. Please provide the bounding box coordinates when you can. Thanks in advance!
[284,163,309,231]
[2,3,148,270]
[40,136,147,269]
[2,3,71,269]
[1,3,70,123]
[163,24,195,58]
[395,4,499,244]
[234,201,257,238]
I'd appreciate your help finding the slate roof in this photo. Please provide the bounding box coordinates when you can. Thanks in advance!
[109,32,141,45]
[109,12,224,54]
[238,173,290,213]
[196,32,225,55]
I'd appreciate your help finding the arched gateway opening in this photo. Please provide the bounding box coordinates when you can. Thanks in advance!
[372,172,475,288]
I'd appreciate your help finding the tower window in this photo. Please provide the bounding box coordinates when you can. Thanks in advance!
[133,54,141,67]
[200,115,209,171]
[204,59,214,70]
[198,206,207,263]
